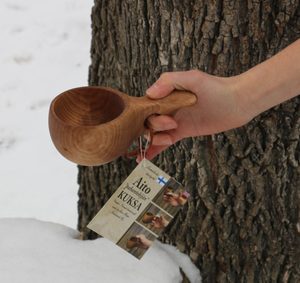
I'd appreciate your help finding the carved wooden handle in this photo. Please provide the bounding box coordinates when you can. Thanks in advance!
[135,90,197,118]
[154,90,197,114]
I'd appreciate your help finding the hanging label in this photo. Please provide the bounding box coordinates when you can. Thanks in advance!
[87,159,190,259]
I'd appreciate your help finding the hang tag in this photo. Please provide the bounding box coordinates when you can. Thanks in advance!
[87,159,190,259]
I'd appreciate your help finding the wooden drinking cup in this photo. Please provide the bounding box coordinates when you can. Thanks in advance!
[142,212,155,224]
[48,86,197,166]
[126,236,140,249]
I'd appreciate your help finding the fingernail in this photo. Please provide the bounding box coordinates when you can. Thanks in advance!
[165,120,178,130]
[158,136,173,146]
[146,83,159,97]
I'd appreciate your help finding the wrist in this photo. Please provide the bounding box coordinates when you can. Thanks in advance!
[220,75,257,127]
[231,40,300,121]
[230,68,271,124]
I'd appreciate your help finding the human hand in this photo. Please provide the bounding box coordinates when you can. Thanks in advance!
[135,234,152,249]
[139,70,250,160]
[163,192,181,207]
[151,216,169,229]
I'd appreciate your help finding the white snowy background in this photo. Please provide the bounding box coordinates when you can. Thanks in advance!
[0,0,201,282]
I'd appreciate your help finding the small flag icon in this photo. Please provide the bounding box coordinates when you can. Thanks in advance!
[156,176,168,186]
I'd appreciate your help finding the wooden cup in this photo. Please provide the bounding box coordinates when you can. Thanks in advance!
[142,212,154,224]
[48,86,197,166]
[126,236,140,249]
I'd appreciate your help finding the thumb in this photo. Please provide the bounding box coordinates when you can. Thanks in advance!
[146,70,203,99]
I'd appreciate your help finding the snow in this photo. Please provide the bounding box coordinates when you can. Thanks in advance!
[0,218,201,283]
[0,0,92,228]
[0,1,201,282]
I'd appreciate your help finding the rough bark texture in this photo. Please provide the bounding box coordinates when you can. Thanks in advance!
[78,1,300,282]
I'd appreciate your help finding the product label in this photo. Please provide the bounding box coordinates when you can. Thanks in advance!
[87,159,190,259]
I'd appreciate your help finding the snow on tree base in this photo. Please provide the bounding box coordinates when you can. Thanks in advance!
[0,218,201,283]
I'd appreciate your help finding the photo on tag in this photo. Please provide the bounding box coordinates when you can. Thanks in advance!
[116,222,156,259]
[87,159,190,260]
[152,178,190,217]
[136,203,173,236]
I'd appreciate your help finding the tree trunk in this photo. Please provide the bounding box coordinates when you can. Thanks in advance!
[78,1,300,282]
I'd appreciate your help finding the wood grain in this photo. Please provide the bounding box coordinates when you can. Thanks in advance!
[49,86,197,165]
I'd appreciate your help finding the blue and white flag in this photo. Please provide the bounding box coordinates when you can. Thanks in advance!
[156,176,168,186]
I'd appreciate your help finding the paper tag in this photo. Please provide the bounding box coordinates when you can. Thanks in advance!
[87,159,190,259]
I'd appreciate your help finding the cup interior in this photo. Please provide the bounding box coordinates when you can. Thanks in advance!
[53,87,125,126]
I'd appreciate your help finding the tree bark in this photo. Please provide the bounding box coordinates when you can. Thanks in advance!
[78,1,300,282]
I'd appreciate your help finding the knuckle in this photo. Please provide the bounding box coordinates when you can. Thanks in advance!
[188,69,201,77]
[160,72,172,81]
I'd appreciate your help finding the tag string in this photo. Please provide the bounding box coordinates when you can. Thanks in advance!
[125,128,153,160]
[140,129,151,160]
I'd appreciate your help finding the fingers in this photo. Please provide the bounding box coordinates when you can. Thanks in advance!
[136,129,180,162]
[136,144,169,162]
[136,115,180,162]
[136,70,203,161]
[146,115,178,132]
[146,78,175,99]
[146,70,203,99]
[135,234,144,240]
[152,131,177,146]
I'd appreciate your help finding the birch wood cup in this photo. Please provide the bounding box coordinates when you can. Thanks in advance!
[48,86,197,166]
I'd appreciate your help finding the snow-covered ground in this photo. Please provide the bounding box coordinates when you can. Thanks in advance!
[0,219,201,283]
[0,1,201,282]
